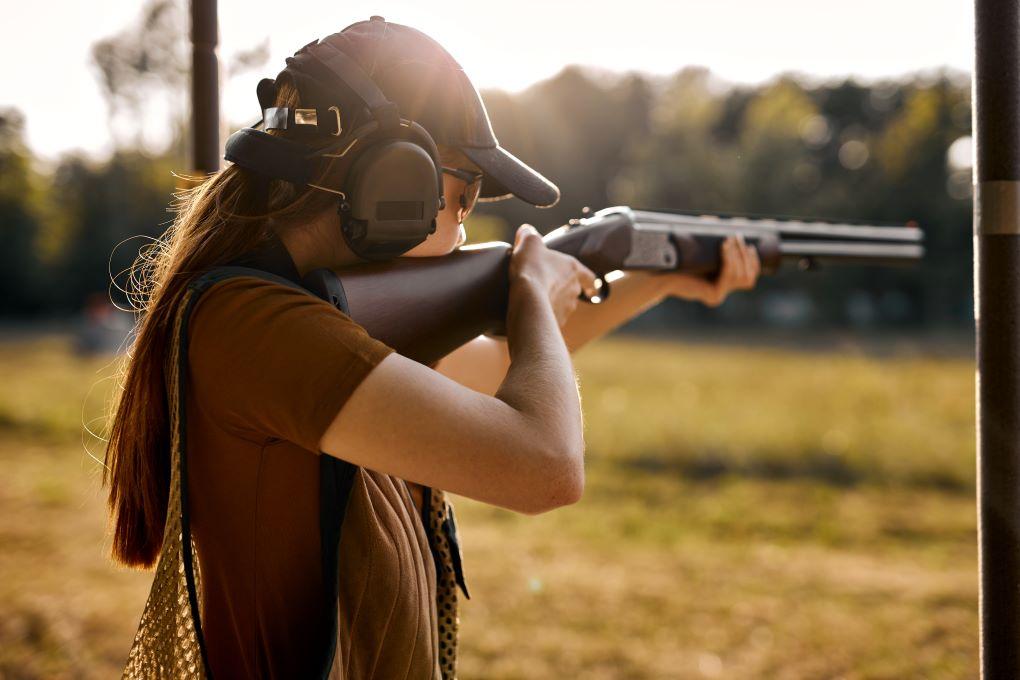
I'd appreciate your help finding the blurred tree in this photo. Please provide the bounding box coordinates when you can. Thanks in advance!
[475,67,655,236]
[91,0,270,162]
[49,151,177,313]
[738,76,820,214]
[0,109,49,315]
[868,74,972,326]
[91,0,189,157]
[616,67,739,213]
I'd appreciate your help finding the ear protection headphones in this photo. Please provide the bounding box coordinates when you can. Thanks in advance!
[224,23,446,261]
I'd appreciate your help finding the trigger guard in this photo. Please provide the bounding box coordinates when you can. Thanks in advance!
[578,276,610,304]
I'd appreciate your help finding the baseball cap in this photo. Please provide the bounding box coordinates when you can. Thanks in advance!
[277,16,560,208]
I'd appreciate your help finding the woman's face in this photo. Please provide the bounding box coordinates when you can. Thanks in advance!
[402,146,482,258]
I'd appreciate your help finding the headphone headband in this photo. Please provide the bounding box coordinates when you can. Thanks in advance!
[224,128,316,186]
[303,41,401,131]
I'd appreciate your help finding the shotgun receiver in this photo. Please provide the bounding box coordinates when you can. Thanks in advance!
[307,206,924,366]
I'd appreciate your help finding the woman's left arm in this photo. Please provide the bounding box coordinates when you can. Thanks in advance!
[435,234,761,395]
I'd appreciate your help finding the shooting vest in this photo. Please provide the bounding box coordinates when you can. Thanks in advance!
[121,255,470,679]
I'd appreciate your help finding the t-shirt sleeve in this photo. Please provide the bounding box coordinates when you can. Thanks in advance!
[187,276,395,452]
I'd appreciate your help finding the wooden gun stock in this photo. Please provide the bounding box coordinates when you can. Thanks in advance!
[318,244,512,366]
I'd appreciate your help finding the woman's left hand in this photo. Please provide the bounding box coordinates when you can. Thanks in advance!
[660,234,761,307]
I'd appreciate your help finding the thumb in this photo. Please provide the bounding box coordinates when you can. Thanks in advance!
[515,223,536,248]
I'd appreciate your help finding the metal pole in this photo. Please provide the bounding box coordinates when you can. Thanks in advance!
[190,0,219,174]
[975,1,1020,676]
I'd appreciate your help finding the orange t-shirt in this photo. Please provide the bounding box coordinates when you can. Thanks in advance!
[184,271,437,678]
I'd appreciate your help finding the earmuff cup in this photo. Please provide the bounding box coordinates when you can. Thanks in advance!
[317,117,445,261]
[342,138,442,260]
[224,117,448,261]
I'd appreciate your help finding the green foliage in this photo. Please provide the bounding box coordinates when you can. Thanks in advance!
[48,151,178,313]
[463,213,510,245]
[0,110,48,314]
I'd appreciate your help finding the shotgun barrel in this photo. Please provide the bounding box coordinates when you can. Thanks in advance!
[548,206,924,277]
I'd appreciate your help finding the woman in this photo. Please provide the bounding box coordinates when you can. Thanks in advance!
[106,17,760,680]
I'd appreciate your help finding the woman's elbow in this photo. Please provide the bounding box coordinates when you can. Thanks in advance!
[518,445,585,515]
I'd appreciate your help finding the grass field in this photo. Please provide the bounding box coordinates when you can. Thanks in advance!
[0,333,977,678]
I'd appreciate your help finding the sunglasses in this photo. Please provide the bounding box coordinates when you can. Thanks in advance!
[441,166,484,217]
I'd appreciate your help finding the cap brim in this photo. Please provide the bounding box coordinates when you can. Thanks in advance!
[460,145,560,208]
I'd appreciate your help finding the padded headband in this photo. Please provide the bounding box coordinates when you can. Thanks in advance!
[224,128,316,186]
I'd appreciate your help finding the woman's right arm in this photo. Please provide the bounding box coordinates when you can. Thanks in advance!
[319,224,598,515]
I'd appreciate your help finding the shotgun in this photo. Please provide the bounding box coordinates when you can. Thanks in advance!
[304,206,924,365]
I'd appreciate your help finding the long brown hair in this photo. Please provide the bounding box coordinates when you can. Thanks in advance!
[104,75,350,567]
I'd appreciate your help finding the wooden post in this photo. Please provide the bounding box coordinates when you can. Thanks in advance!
[974,1,1020,676]
[190,0,219,174]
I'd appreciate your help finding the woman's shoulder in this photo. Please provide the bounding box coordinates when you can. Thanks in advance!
[187,272,393,370]
[182,272,395,450]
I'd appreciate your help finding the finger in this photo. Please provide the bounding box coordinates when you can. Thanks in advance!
[742,235,758,281]
[736,237,756,287]
[724,236,745,284]
[514,225,526,249]
[514,224,537,249]
[743,243,761,287]
[718,236,737,279]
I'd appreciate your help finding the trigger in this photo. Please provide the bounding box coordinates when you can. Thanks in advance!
[578,276,610,304]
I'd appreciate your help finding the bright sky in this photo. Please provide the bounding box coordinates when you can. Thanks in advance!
[2,0,972,164]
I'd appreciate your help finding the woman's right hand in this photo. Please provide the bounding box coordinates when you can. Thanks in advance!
[508,224,599,328]
[319,222,589,516]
